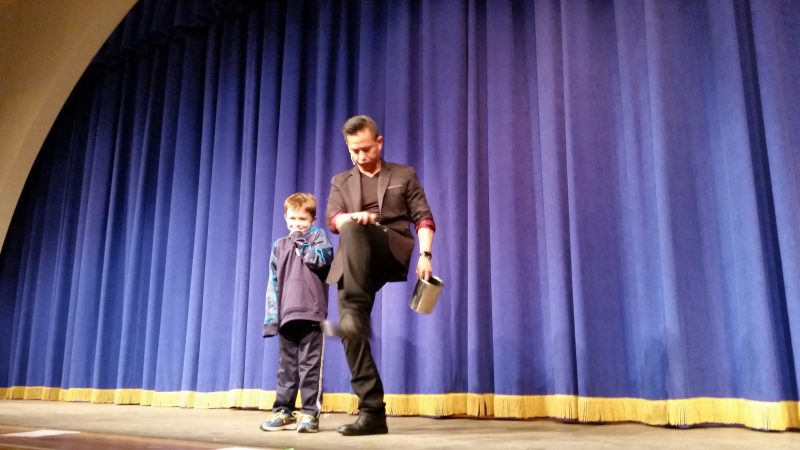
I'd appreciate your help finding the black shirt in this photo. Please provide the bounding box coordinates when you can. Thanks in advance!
[360,171,380,216]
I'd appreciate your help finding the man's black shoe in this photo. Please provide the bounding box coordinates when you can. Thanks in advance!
[337,413,388,436]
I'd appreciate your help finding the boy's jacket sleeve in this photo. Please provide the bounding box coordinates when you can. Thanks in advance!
[263,240,280,337]
[294,227,333,272]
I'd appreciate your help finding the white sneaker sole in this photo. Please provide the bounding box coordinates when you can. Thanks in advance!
[260,423,296,432]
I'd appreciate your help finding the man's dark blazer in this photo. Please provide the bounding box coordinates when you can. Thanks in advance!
[325,161,434,284]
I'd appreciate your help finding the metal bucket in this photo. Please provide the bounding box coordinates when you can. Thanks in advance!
[409,275,444,314]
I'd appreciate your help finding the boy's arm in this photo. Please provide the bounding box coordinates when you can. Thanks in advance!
[263,240,280,337]
[292,227,333,270]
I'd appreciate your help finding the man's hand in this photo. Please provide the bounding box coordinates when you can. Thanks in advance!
[350,211,378,225]
[416,254,432,280]
[416,227,434,280]
[335,211,378,229]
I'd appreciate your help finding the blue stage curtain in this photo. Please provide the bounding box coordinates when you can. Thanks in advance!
[2,0,799,430]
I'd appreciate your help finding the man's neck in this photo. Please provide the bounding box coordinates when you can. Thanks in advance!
[357,160,382,177]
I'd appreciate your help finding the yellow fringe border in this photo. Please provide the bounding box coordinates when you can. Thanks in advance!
[1,387,797,431]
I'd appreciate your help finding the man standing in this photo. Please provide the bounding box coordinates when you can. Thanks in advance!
[326,115,435,436]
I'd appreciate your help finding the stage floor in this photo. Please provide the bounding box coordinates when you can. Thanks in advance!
[0,399,796,449]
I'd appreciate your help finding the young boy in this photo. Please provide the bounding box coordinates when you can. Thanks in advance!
[261,193,333,433]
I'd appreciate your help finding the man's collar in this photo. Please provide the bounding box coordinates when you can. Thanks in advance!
[355,159,385,177]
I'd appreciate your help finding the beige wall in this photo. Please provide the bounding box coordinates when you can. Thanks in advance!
[0,0,137,250]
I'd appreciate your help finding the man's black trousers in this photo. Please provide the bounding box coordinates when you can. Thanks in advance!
[337,222,404,415]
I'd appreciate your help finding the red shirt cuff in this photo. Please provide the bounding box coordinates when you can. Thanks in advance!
[416,218,436,232]
[329,212,343,233]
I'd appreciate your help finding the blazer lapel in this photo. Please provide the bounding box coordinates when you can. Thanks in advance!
[346,166,361,211]
[377,162,391,214]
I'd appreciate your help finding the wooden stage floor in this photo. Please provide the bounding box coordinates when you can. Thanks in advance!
[0,399,796,449]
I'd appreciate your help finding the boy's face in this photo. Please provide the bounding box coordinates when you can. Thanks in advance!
[285,207,314,234]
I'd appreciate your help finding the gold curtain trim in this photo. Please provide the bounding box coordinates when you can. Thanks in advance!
[2,387,797,431]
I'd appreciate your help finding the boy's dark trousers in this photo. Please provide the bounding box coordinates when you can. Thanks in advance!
[273,320,324,417]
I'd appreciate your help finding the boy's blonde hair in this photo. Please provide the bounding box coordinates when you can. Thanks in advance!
[284,192,317,218]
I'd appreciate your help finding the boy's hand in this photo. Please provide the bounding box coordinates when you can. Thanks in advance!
[290,230,305,247]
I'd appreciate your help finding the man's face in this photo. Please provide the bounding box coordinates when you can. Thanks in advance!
[285,207,314,234]
[345,128,383,172]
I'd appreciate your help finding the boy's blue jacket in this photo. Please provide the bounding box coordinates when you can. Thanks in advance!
[263,225,333,337]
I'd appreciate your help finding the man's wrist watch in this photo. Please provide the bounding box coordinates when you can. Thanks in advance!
[420,251,432,260]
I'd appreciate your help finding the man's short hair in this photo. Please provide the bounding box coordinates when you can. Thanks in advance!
[284,192,317,217]
[342,115,380,140]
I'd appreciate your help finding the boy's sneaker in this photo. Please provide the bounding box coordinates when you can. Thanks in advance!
[260,410,296,431]
[295,412,319,433]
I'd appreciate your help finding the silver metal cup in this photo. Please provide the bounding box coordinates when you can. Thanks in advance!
[409,275,444,314]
